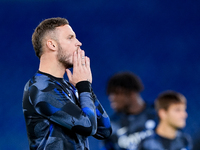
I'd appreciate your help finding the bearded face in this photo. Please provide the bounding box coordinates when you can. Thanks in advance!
[57,43,73,69]
[54,24,82,69]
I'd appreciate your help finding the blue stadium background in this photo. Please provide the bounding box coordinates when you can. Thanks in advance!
[0,0,200,149]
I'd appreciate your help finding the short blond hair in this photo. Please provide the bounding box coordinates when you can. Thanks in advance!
[32,17,69,58]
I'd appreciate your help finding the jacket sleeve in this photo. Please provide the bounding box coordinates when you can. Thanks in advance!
[91,91,112,140]
[29,80,97,136]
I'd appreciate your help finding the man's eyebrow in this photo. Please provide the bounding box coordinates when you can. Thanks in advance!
[68,34,76,38]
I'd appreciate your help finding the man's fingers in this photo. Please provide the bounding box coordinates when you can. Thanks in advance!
[85,56,90,68]
[71,49,92,85]
[73,50,78,67]
[81,50,85,66]
[77,49,82,66]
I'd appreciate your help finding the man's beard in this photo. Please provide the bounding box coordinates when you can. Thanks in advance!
[57,44,73,69]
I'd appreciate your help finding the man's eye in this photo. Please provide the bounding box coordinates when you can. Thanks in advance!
[69,36,73,39]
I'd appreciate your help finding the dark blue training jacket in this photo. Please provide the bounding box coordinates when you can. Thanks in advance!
[23,71,112,150]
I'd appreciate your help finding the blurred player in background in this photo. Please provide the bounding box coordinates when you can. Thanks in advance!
[101,72,157,150]
[138,90,192,150]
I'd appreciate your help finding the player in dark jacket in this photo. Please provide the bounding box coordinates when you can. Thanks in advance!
[22,17,112,150]
[101,72,157,150]
[138,90,192,150]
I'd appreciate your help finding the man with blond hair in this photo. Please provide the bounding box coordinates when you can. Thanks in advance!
[22,17,112,150]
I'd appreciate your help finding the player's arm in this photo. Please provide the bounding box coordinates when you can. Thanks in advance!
[29,81,97,136]
[91,92,112,139]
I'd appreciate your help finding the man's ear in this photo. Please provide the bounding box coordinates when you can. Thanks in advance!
[46,39,57,51]
[158,109,167,120]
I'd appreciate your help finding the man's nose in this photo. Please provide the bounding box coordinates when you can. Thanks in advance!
[77,39,82,47]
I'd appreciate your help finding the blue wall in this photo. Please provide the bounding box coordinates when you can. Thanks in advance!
[0,0,200,149]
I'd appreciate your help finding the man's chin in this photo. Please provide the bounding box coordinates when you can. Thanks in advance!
[172,123,185,130]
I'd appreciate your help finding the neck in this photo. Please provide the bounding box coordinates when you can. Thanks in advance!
[156,121,177,139]
[128,95,145,114]
[39,54,65,78]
